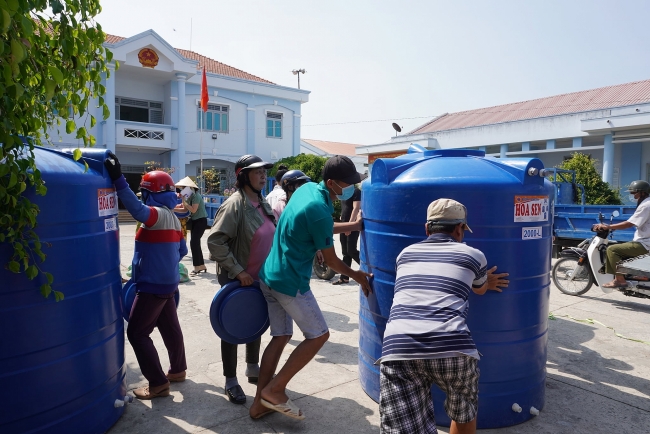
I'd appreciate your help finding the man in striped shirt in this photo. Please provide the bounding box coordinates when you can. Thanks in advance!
[379,199,508,434]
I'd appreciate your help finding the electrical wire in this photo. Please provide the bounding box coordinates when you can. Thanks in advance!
[188,95,650,135]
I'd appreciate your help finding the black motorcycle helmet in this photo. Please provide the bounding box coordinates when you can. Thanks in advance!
[234,154,273,194]
[627,180,650,195]
[281,170,311,194]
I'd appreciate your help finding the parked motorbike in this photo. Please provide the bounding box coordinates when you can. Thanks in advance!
[551,210,650,299]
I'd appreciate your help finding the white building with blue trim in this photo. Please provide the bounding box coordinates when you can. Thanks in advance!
[47,29,309,192]
[357,79,650,205]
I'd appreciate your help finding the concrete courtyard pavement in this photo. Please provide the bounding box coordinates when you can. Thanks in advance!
[109,223,650,434]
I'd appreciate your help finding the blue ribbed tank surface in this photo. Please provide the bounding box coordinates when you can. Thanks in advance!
[358,147,553,429]
[0,147,126,433]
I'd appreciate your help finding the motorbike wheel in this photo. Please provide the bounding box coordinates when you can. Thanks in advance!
[552,257,593,296]
[313,257,336,280]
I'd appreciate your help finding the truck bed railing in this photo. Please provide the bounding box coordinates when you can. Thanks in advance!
[553,204,636,244]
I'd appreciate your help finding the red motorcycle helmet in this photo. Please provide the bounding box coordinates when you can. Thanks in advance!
[140,171,175,193]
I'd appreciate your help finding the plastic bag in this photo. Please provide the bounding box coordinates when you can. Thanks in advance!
[178,263,190,283]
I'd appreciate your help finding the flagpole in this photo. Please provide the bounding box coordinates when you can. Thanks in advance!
[199,67,207,195]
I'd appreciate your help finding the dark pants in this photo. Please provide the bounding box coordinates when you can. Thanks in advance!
[127,291,187,387]
[217,270,261,377]
[190,217,208,267]
[340,231,360,280]
[221,338,261,378]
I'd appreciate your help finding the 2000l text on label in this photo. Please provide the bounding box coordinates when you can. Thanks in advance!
[522,227,542,239]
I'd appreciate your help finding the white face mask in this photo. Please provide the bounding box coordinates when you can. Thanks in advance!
[630,194,637,202]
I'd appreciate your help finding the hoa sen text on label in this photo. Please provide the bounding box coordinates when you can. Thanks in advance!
[522,227,542,239]
[98,188,118,217]
[514,195,549,222]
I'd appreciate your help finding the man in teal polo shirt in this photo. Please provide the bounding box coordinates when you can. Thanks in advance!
[249,155,373,420]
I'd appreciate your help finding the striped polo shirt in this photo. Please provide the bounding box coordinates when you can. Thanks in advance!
[380,233,487,363]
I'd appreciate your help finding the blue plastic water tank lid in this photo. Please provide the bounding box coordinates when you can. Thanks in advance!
[122,279,180,322]
[209,281,270,344]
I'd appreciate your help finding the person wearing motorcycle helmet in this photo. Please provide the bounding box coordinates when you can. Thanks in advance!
[207,154,276,405]
[103,152,188,400]
[272,169,311,219]
[594,180,650,288]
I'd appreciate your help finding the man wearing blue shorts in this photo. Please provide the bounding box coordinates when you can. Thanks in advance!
[249,155,373,420]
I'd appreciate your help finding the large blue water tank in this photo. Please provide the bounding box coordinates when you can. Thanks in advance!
[0,147,126,433]
[359,148,553,429]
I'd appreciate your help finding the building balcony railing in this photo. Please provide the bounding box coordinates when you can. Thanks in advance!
[116,120,173,150]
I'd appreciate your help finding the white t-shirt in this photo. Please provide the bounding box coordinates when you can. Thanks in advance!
[265,185,286,209]
[628,197,650,250]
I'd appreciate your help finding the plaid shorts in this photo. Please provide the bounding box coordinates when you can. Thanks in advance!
[379,356,479,434]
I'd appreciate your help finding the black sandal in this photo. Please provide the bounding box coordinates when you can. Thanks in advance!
[332,279,349,285]
[225,384,246,405]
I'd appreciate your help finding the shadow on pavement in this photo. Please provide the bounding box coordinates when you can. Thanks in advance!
[547,317,650,410]
[578,292,650,314]
[115,374,377,434]
[322,310,358,333]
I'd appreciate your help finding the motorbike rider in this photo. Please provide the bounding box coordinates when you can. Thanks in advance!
[272,169,311,219]
[594,180,650,288]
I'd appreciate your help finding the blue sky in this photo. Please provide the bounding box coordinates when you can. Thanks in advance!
[98,0,650,146]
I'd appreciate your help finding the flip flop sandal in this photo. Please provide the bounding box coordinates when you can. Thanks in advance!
[331,279,349,285]
[261,398,305,420]
[250,408,275,420]
[602,281,629,288]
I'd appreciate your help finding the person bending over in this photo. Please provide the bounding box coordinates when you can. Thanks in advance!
[379,199,508,434]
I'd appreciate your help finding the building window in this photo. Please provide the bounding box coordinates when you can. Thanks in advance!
[53,103,74,119]
[197,103,229,133]
[115,97,164,124]
[266,112,282,138]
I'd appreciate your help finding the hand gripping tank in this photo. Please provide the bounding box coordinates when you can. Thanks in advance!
[0,147,126,433]
[359,147,554,428]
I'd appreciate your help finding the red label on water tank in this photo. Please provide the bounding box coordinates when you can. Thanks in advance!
[514,195,549,222]
[98,188,118,217]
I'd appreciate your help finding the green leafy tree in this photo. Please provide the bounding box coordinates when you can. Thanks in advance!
[556,152,622,205]
[200,168,220,194]
[270,154,328,183]
[270,154,344,220]
[0,0,112,301]
[144,161,175,175]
